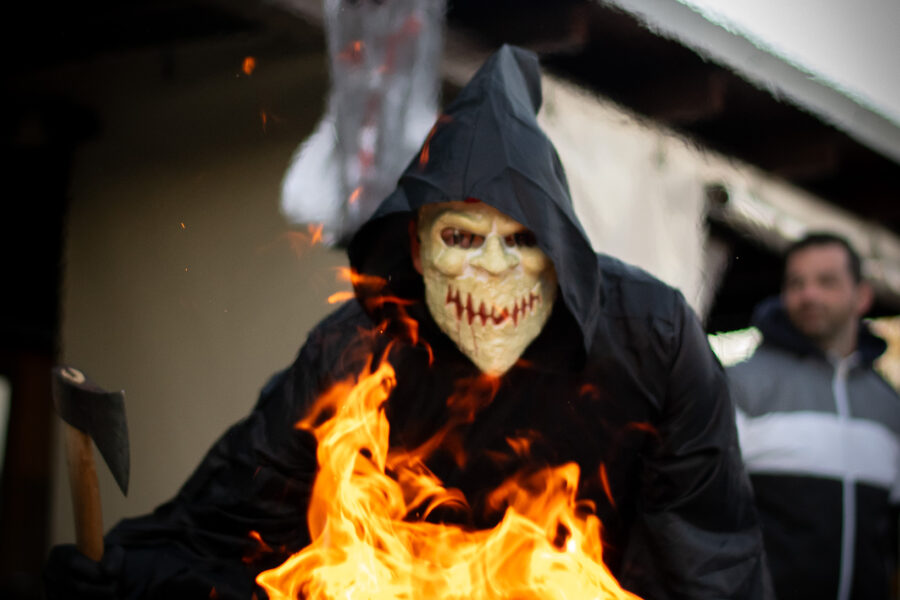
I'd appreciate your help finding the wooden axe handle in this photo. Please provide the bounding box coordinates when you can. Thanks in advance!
[63,421,105,561]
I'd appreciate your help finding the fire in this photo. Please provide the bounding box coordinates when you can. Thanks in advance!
[332,267,387,300]
[308,223,324,246]
[243,56,257,76]
[258,224,326,260]
[256,352,640,600]
[327,291,355,305]
[243,530,279,566]
[338,40,365,64]
[327,269,425,359]
[418,115,452,168]
[598,463,616,509]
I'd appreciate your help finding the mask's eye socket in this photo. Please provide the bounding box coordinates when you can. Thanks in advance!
[440,228,484,249]
[503,230,538,248]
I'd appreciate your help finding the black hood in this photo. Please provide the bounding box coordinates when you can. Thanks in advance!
[348,45,600,351]
[752,296,887,365]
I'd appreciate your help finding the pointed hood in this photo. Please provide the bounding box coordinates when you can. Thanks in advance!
[348,45,601,352]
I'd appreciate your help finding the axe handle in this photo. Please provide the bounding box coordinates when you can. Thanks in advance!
[63,421,105,562]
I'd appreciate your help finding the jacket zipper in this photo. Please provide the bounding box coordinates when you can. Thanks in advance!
[832,354,857,600]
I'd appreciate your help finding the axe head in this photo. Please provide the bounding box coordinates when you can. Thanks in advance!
[52,366,130,495]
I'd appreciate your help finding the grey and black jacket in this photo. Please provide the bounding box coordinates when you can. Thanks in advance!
[729,297,900,600]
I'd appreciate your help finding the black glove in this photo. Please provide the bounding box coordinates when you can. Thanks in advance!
[44,543,124,600]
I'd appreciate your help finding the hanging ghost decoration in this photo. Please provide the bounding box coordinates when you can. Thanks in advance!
[280,0,446,245]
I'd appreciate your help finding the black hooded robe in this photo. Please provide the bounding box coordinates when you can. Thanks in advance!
[47,45,771,600]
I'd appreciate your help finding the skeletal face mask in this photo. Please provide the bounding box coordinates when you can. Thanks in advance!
[415,201,558,374]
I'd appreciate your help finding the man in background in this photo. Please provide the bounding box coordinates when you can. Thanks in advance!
[729,232,900,600]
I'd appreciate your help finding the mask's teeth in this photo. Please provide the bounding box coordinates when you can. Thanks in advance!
[522,291,539,316]
[446,288,533,327]
[465,293,475,325]
[446,286,464,320]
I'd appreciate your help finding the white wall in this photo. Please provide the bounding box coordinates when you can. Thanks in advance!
[49,39,348,544]
[538,72,900,317]
[540,80,708,312]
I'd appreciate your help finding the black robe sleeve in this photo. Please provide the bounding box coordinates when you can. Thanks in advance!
[619,294,774,600]
[101,302,372,600]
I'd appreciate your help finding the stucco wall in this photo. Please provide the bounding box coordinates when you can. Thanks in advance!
[537,73,900,317]
[50,39,348,544]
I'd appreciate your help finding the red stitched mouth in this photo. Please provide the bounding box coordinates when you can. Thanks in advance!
[445,286,541,326]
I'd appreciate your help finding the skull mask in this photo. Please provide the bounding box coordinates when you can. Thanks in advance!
[414,200,558,374]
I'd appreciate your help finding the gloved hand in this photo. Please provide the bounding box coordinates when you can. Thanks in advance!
[44,543,124,600]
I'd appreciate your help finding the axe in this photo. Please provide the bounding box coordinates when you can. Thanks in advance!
[52,366,130,562]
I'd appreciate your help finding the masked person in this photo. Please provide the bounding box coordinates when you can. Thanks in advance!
[729,233,900,600]
[46,45,771,599]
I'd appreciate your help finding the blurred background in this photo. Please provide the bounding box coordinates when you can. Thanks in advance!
[1,1,898,597]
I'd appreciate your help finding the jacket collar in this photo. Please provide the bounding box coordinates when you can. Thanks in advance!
[751,296,887,366]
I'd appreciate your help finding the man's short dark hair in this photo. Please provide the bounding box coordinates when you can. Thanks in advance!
[784,232,862,283]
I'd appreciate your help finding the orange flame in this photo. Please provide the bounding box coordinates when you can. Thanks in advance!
[598,463,616,509]
[335,266,389,291]
[256,352,641,600]
[328,269,427,359]
[308,223,324,246]
[258,225,326,260]
[327,291,355,305]
[349,186,362,205]
[505,434,534,458]
[243,56,256,75]
[338,40,365,64]
[243,530,276,565]
[249,530,273,553]
[418,115,452,168]
[625,421,658,436]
